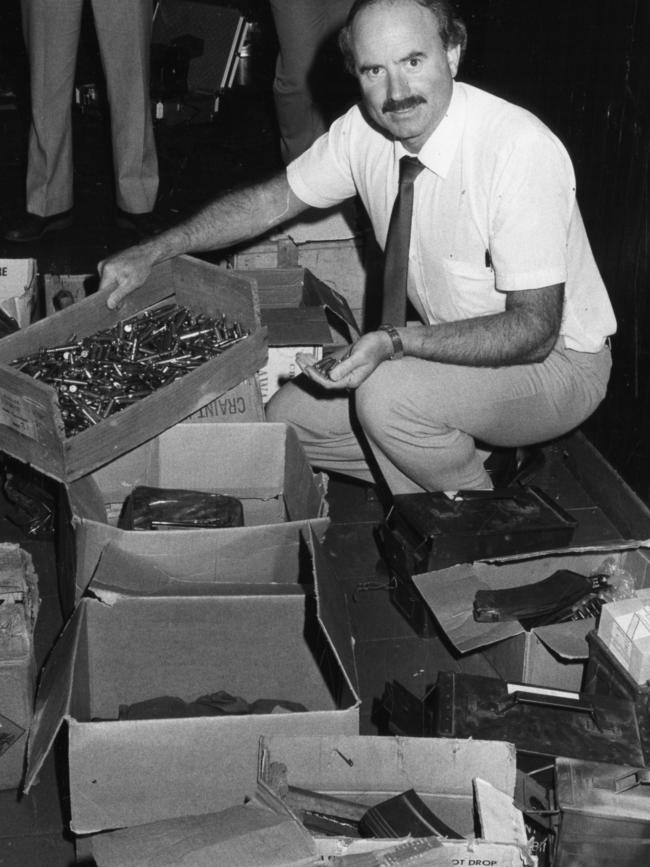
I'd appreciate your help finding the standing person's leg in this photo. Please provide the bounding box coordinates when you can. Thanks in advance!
[92,0,158,215]
[269,0,329,163]
[269,0,352,163]
[354,345,612,494]
[21,0,82,217]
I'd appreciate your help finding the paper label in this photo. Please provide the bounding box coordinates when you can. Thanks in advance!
[0,387,38,440]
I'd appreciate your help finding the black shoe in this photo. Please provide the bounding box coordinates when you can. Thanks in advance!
[485,445,545,488]
[115,208,162,238]
[3,210,74,243]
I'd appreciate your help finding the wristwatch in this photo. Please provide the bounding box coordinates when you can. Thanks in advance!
[378,324,404,360]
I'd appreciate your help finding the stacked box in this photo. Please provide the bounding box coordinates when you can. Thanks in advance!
[0,543,39,790]
[0,255,266,483]
[234,267,360,402]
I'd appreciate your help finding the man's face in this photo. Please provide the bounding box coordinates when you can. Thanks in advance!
[350,0,460,152]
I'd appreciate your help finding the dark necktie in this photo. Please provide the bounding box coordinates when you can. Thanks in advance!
[381,155,424,326]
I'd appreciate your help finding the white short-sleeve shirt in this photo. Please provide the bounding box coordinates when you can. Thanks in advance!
[287,81,616,352]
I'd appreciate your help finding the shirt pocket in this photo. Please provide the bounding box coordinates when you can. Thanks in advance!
[438,257,505,321]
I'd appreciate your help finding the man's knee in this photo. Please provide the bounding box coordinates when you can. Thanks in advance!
[265,381,296,424]
[355,369,394,436]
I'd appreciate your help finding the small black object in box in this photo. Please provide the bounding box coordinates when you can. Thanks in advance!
[428,671,650,766]
[377,486,577,637]
[554,758,650,867]
[118,485,244,530]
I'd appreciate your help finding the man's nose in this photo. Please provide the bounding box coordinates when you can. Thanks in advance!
[386,68,410,101]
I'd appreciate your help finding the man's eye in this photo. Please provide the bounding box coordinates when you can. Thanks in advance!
[407,57,422,69]
[365,66,383,79]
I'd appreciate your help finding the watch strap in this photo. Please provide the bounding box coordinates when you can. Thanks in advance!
[378,324,404,360]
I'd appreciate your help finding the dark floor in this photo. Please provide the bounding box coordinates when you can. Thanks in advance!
[0,18,649,866]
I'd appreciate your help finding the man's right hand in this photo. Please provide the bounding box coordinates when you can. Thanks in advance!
[97,244,156,309]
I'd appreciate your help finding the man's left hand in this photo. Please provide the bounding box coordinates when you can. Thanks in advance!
[297,331,393,390]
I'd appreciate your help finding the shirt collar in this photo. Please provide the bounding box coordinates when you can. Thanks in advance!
[395,81,466,178]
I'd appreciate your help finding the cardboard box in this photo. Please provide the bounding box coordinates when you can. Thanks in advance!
[257,735,534,866]
[23,528,360,834]
[183,376,264,423]
[0,258,36,328]
[414,542,650,691]
[233,267,360,402]
[597,589,650,684]
[68,422,329,599]
[0,255,266,483]
[43,264,358,411]
[88,800,319,867]
[231,235,371,325]
[0,543,39,790]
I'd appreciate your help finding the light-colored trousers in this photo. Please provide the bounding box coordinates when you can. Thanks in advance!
[21,0,158,216]
[266,343,612,494]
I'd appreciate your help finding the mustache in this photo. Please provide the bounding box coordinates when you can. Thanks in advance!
[382,95,426,114]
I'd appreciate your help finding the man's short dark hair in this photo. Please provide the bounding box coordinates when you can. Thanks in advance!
[339,0,468,73]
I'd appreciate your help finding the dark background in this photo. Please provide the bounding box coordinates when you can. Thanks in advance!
[0,0,648,502]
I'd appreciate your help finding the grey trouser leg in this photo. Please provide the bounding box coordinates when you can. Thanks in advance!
[266,345,612,494]
[91,0,158,213]
[22,0,158,216]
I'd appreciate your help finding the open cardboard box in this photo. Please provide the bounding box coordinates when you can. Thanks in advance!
[67,422,329,599]
[24,527,360,834]
[86,736,532,867]
[234,267,360,402]
[257,734,534,866]
[0,255,266,483]
[414,541,650,691]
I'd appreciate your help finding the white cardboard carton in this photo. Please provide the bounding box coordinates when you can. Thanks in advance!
[0,258,36,328]
[597,588,650,684]
[24,528,359,834]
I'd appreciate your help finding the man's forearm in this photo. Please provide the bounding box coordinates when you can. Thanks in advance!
[137,172,309,266]
[397,285,564,367]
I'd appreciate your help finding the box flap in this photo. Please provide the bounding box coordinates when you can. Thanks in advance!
[311,527,359,701]
[90,801,318,867]
[241,267,360,342]
[474,777,528,846]
[259,734,517,800]
[88,533,310,599]
[480,538,650,563]
[414,564,524,654]
[262,308,334,346]
[533,620,593,660]
[23,602,87,792]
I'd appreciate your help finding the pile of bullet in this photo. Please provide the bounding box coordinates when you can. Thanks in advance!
[11,303,249,436]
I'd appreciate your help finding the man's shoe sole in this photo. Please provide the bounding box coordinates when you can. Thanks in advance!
[3,214,74,243]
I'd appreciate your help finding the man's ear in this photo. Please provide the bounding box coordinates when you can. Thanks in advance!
[447,43,461,78]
